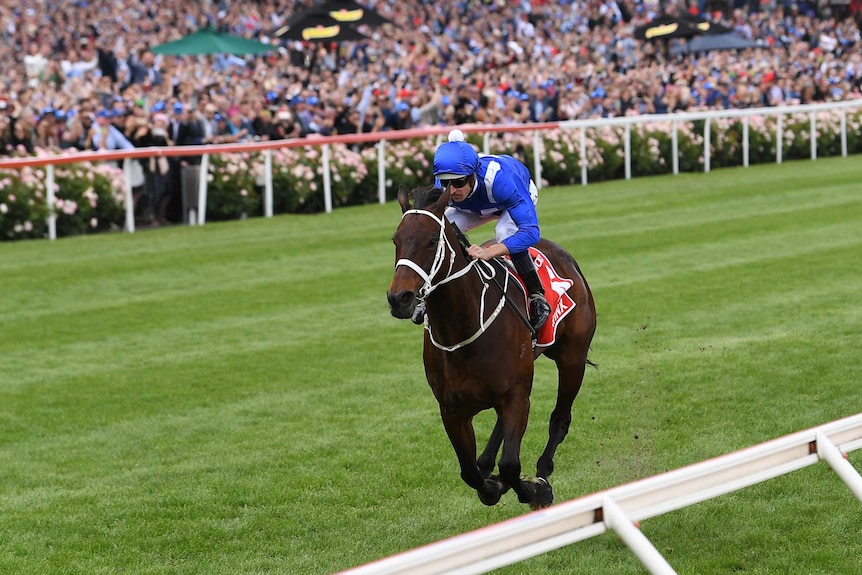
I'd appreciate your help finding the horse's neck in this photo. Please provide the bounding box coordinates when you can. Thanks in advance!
[426,233,481,308]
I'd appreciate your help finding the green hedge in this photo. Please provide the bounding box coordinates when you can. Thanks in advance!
[2,107,861,241]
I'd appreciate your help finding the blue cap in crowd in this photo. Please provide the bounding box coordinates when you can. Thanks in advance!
[96,109,112,118]
[441,95,451,106]
[396,101,410,112]
[172,102,184,114]
[152,101,166,112]
[307,96,320,106]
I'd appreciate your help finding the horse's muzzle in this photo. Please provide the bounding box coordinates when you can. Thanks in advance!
[386,290,417,319]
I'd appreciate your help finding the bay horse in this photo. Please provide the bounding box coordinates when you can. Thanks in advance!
[386,185,596,509]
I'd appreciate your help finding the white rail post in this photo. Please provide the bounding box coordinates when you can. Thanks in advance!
[624,124,631,180]
[122,160,135,232]
[197,153,209,225]
[672,120,679,175]
[377,140,386,204]
[46,165,57,240]
[840,108,847,157]
[776,113,783,164]
[603,498,678,575]
[323,143,333,213]
[742,116,750,168]
[810,112,817,160]
[580,128,587,185]
[703,118,711,173]
[264,149,273,218]
[533,130,542,190]
[816,432,862,503]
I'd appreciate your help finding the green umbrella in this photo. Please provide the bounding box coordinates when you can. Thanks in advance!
[151,28,276,55]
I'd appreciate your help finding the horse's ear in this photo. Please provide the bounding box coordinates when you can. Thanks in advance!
[433,187,451,215]
[397,185,411,214]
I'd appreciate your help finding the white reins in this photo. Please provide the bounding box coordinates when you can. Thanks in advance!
[395,209,509,352]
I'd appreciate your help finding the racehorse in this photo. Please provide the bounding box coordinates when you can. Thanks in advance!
[386,185,596,509]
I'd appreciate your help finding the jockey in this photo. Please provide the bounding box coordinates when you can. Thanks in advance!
[413,129,551,331]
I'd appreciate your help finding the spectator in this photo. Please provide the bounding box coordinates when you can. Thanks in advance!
[61,111,95,151]
[132,112,173,226]
[2,0,861,161]
[212,112,249,144]
[252,108,276,141]
[271,107,302,140]
[91,109,134,151]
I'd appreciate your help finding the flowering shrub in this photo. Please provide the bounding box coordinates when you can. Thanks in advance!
[270,147,320,214]
[0,158,124,240]
[0,173,47,240]
[2,106,861,241]
[269,144,370,213]
[356,139,433,204]
[206,153,260,221]
[53,162,126,236]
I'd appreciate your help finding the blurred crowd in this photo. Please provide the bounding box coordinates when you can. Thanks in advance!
[1,0,861,222]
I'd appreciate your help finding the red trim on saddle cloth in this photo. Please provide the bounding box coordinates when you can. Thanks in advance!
[507,247,576,347]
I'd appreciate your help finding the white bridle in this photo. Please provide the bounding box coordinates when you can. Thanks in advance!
[395,208,509,352]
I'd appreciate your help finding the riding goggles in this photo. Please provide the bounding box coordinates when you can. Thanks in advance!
[443,175,471,189]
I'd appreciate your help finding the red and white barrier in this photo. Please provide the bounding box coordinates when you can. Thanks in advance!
[1,99,860,240]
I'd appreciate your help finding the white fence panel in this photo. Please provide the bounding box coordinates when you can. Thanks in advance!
[334,413,862,575]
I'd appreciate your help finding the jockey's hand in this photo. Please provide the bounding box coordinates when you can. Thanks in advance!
[467,244,489,260]
[467,243,508,261]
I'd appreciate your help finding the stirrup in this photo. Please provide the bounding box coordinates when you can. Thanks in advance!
[529,294,550,331]
[411,301,426,325]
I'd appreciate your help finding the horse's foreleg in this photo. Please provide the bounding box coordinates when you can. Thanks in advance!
[439,408,505,506]
[536,358,586,479]
[477,416,504,479]
[496,399,553,507]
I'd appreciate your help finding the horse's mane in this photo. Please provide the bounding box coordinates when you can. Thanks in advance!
[411,186,444,210]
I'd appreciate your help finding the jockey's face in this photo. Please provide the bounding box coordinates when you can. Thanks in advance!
[445,174,474,202]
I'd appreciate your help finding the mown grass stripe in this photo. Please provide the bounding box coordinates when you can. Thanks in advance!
[0,156,860,574]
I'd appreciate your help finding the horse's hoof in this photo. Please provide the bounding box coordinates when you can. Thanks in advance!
[529,477,554,510]
[477,478,504,506]
[489,474,511,495]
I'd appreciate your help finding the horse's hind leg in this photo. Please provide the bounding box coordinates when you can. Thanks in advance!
[439,408,506,506]
[536,356,587,480]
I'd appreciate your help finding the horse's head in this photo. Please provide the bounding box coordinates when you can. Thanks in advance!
[386,184,455,320]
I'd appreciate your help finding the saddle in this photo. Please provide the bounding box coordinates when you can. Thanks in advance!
[504,248,576,347]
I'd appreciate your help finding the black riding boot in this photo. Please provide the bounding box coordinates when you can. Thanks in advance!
[511,250,550,331]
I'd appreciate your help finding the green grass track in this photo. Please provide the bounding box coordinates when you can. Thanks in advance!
[1,156,860,574]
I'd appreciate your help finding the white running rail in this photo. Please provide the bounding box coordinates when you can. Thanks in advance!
[334,413,862,575]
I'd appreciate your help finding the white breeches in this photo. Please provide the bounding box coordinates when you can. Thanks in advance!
[444,180,538,244]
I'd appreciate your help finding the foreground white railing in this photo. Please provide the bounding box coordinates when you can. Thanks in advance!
[334,413,862,575]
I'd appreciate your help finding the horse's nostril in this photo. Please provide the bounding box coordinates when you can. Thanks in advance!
[387,290,416,317]
[398,291,415,308]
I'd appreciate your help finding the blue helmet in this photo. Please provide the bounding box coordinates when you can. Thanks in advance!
[433,141,479,180]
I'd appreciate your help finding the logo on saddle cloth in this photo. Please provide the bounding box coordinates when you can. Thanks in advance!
[508,247,576,347]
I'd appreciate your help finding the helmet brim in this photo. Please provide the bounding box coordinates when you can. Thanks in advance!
[435,172,467,181]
